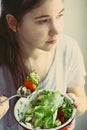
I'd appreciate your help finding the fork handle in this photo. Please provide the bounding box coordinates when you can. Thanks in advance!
[0,94,18,104]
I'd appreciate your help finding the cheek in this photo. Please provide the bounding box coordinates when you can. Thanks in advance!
[33,29,47,40]
[36,31,44,37]
[18,23,47,42]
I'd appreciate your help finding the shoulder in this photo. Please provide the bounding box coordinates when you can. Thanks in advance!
[58,34,79,49]
[57,34,81,57]
[56,34,85,70]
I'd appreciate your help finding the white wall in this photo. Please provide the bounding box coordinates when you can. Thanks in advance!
[64,1,87,130]
[0,1,87,130]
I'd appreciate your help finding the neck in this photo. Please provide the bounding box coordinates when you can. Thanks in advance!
[21,47,49,61]
[20,46,55,81]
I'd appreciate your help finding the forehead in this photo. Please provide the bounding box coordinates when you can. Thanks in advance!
[24,0,63,18]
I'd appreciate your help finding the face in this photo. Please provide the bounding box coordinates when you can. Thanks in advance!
[16,0,64,52]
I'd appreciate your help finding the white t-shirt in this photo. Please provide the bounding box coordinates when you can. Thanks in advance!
[0,34,86,130]
[40,34,86,94]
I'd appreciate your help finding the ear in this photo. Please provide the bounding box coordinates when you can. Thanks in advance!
[6,14,17,32]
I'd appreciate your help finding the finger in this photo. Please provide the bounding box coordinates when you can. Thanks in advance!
[67,119,75,130]
[67,93,80,108]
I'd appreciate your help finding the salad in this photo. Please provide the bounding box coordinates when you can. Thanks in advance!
[23,70,40,91]
[18,71,40,97]
[19,90,74,129]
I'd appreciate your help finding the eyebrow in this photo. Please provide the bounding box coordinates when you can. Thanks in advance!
[34,8,64,19]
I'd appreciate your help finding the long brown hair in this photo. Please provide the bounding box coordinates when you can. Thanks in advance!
[0,0,45,88]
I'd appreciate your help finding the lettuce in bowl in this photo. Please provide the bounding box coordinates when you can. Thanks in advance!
[14,89,76,130]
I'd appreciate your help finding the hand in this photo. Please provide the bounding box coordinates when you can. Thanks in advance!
[0,95,9,119]
[62,119,75,130]
[67,93,80,108]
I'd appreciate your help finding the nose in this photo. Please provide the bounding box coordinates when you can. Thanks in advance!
[49,21,59,36]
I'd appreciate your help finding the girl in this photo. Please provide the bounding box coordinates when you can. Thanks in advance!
[0,0,87,130]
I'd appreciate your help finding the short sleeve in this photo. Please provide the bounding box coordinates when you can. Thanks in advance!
[67,42,86,87]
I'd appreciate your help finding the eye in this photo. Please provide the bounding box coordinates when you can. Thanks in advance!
[59,13,64,17]
[36,19,50,24]
[56,13,64,19]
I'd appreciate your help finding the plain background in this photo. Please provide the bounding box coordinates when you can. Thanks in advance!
[0,1,87,130]
[64,0,87,130]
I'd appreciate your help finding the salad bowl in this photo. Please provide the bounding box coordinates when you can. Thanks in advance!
[14,89,76,130]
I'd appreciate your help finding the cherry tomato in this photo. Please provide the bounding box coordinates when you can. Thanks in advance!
[61,127,68,130]
[24,81,36,91]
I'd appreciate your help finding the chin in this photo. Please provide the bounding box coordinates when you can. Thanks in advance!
[44,44,57,51]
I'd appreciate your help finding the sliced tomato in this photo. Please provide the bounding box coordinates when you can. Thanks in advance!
[24,81,36,91]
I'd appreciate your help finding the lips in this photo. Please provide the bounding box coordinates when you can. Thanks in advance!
[46,40,57,44]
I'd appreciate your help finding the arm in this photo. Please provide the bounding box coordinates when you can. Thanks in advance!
[67,86,87,115]
[66,40,87,115]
